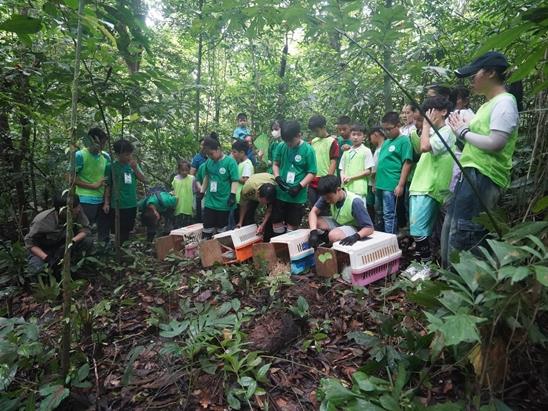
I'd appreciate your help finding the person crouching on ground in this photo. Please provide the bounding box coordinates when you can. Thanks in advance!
[25,192,92,275]
[308,175,374,248]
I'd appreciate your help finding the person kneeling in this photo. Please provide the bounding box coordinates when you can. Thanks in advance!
[308,175,374,248]
[25,192,92,275]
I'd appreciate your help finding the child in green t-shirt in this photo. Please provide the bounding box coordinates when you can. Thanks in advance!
[271,120,317,233]
[231,140,255,225]
[335,115,353,174]
[339,123,374,200]
[200,137,239,239]
[375,112,413,234]
[104,139,146,244]
[139,191,177,242]
[172,160,196,228]
[408,96,455,264]
[308,114,339,208]
[267,120,282,174]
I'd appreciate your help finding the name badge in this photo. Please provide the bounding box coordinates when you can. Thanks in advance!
[286,171,296,184]
[210,181,218,193]
[124,172,132,184]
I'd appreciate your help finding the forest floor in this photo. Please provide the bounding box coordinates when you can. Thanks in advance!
[6,236,548,410]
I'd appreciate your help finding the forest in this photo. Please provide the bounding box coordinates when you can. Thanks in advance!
[0,0,547,410]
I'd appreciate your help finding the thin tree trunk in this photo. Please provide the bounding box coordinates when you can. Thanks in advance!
[194,0,204,136]
[383,0,393,112]
[30,126,38,213]
[276,33,289,118]
[61,0,85,378]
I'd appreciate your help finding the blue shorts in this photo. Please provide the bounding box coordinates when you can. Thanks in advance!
[409,195,440,237]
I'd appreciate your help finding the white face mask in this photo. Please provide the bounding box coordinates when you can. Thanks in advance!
[271,130,281,138]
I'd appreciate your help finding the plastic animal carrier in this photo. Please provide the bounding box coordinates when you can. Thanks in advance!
[270,229,314,274]
[170,223,203,244]
[332,231,401,286]
[213,224,262,262]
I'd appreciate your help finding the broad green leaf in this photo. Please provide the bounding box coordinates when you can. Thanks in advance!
[256,363,271,382]
[318,252,333,263]
[318,378,356,404]
[534,265,548,286]
[452,255,480,292]
[227,389,241,410]
[497,266,530,284]
[39,384,69,411]
[487,240,524,267]
[347,331,379,348]
[379,394,400,411]
[0,364,17,391]
[475,23,534,56]
[426,313,485,346]
[509,45,547,82]
[0,15,42,34]
[63,0,79,9]
[351,371,389,392]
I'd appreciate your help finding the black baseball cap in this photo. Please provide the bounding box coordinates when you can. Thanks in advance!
[455,51,509,78]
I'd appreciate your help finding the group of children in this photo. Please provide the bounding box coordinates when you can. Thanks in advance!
[26,51,520,276]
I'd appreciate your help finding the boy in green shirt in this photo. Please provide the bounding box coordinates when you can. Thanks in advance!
[336,115,353,174]
[74,127,110,241]
[232,140,255,226]
[308,115,339,208]
[272,120,317,233]
[375,112,413,234]
[172,160,196,228]
[139,191,177,242]
[104,139,146,244]
[339,123,374,201]
[308,175,374,248]
[408,96,455,264]
[200,137,239,239]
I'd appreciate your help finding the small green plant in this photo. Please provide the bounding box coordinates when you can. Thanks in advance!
[289,296,309,318]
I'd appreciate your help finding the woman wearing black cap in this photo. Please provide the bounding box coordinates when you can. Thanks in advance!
[442,51,520,264]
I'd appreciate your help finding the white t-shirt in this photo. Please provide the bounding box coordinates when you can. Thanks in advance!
[338,145,375,173]
[241,161,253,178]
[400,124,416,136]
[372,148,381,173]
[490,95,518,134]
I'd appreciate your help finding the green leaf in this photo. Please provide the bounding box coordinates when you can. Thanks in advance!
[509,45,547,82]
[351,371,389,392]
[0,364,17,391]
[379,394,400,411]
[347,331,379,348]
[0,15,42,34]
[452,255,480,292]
[427,313,485,346]
[245,379,257,399]
[475,23,534,57]
[318,378,357,405]
[76,363,90,382]
[63,0,79,9]
[256,363,271,382]
[122,346,144,386]
[487,240,524,267]
[534,265,548,286]
[227,389,241,410]
[39,384,69,411]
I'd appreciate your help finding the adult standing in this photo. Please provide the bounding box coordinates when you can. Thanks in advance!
[443,51,520,265]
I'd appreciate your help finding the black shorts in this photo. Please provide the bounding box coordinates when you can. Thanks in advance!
[202,207,229,231]
[271,200,305,227]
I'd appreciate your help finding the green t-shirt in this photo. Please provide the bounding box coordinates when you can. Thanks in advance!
[203,155,239,211]
[172,174,194,216]
[106,161,140,209]
[375,135,413,191]
[409,125,456,203]
[274,140,317,204]
[267,139,282,173]
[138,192,177,214]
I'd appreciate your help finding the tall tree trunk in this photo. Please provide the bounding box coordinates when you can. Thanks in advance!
[194,0,204,136]
[61,0,85,378]
[276,33,289,118]
[383,0,393,112]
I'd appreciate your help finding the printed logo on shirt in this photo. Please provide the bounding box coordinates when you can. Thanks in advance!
[294,155,302,162]
[388,145,396,152]
[219,167,226,175]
